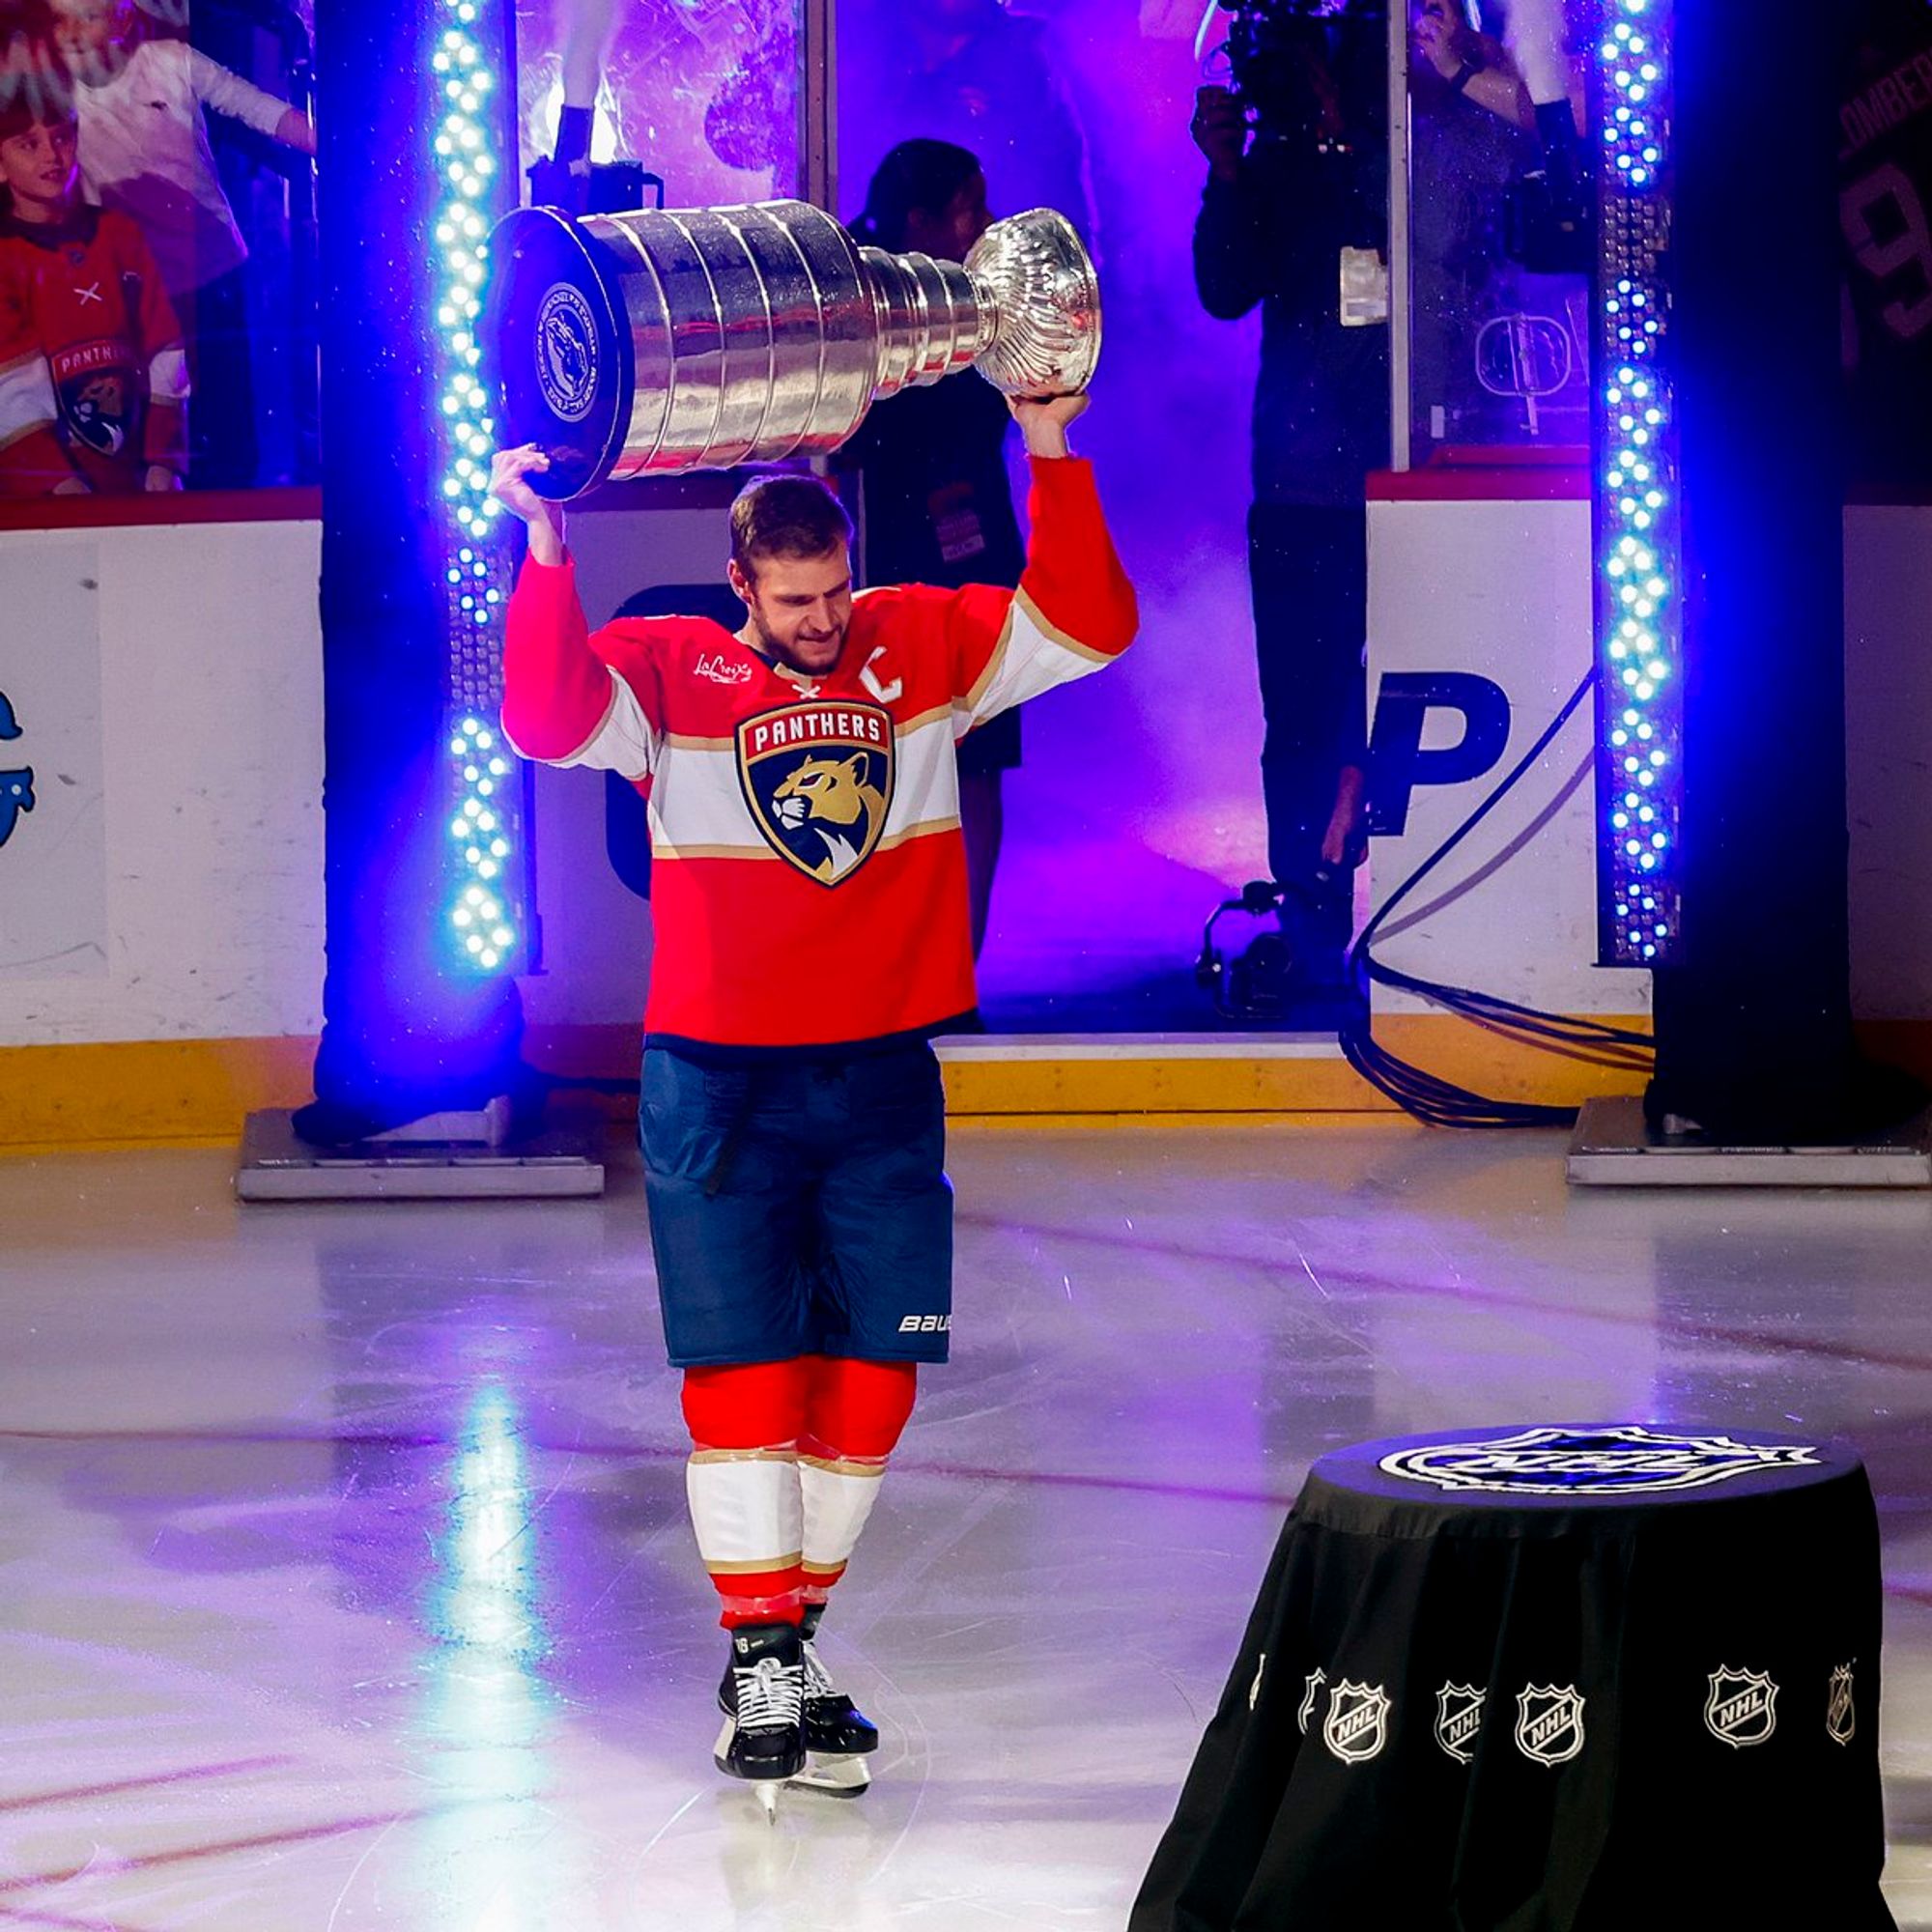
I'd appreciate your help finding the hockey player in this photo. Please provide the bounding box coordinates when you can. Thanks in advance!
[0,98,186,495]
[491,391,1136,1807]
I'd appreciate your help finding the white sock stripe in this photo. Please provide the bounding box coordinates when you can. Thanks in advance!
[687,1453,803,1568]
[800,1462,888,1573]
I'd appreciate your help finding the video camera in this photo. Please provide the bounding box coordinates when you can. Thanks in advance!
[1210,0,1388,147]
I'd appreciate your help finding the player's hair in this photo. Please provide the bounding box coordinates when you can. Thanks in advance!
[850,138,982,253]
[729,473,852,582]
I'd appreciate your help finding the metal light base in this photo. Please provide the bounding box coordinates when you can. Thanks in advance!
[236,1109,605,1203]
[1566,1095,1932,1188]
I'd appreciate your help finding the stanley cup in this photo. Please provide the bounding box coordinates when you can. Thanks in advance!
[486,198,1101,498]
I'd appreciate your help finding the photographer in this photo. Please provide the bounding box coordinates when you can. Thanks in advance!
[1190,12,1387,1003]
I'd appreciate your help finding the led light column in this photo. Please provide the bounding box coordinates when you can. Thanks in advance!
[431,11,524,979]
[302,0,526,1139]
[1592,0,1679,968]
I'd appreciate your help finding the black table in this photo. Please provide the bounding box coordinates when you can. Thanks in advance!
[1132,1424,1893,1932]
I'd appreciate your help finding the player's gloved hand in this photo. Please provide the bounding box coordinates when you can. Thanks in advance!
[489,442,567,566]
[1190,84,1247,183]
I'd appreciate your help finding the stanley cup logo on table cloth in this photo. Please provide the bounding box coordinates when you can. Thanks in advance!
[487,198,1102,496]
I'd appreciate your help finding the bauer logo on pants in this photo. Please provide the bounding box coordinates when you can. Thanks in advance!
[896,1314,951,1333]
[738,702,895,886]
[1321,1681,1391,1763]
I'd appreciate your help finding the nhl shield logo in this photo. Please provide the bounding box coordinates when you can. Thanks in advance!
[1379,1426,1819,1497]
[1321,1680,1392,1764]
[1296,1667,1327,1734]
[1435,1683,1486,1765]
[1515,1684,1585,1766]
[737,700,895,886]
[1827,1663,1855,1747]
[1705,1666,1778,1747]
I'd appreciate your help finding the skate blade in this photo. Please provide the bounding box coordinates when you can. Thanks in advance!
[712,1717,801,1820]
[788,1750,870,1797]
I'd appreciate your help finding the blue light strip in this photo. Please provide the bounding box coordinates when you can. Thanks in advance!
[432,2,520,975]
[1593,0,1680,967]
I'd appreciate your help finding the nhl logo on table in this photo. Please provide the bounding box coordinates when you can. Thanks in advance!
[1514,1684,1586,1765]
[1321,1680,1391,1763]
[1705,1666,1778,1747]
[1434,1682,1486,1764]
[1827,1663,1856,1746]
[1378,1425,1819,1497]
[1296,1666,1327,1735]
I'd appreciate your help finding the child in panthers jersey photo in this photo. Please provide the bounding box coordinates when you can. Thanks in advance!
[0,95,187,495]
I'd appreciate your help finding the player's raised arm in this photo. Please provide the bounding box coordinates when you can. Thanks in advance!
[492,444,659,778]
[944,394,1139,727]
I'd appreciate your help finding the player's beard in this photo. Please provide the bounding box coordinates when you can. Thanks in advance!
[748,606,845,678]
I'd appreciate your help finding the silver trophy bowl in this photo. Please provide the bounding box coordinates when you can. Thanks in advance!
[487,198,1100,497]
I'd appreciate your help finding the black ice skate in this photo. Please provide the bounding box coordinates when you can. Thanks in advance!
[713,1622,806,1819]
[797,1604,877,1795]
[716,1608,877,1798]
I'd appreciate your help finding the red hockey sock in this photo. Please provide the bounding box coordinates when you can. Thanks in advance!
[800,1357,918,1604]
[681,1359,812,1629]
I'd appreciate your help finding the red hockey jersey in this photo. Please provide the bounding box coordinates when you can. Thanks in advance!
[502,453,1138,1050]
[0,207,187,496]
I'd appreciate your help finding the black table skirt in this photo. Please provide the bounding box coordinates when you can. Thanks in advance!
[1131,1426,1894,1932]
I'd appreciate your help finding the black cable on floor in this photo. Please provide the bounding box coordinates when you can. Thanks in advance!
[1341,668,1655,1128]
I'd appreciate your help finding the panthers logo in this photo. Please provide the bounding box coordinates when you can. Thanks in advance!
[738,701,895,885]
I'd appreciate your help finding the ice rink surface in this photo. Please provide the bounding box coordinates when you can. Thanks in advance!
[0,1124,1926,1929]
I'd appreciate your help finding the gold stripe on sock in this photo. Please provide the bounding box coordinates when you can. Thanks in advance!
[689,1445,800,1465]
[705,1551,806,1576]
[799,1453,887,1479]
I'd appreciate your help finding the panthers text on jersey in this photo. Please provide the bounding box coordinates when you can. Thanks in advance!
[501,453,1138,1051]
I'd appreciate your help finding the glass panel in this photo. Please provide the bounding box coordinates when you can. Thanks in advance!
[834,1,1353,1030]
[512,0,802,207]
[1406,0,1589,459]
[0,0,320,499]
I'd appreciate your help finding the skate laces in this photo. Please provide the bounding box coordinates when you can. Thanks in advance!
[734,1654,803,1730]
[801,1637,838,1702]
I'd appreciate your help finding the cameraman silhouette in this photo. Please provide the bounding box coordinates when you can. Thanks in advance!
[1191,8,1388,1002]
